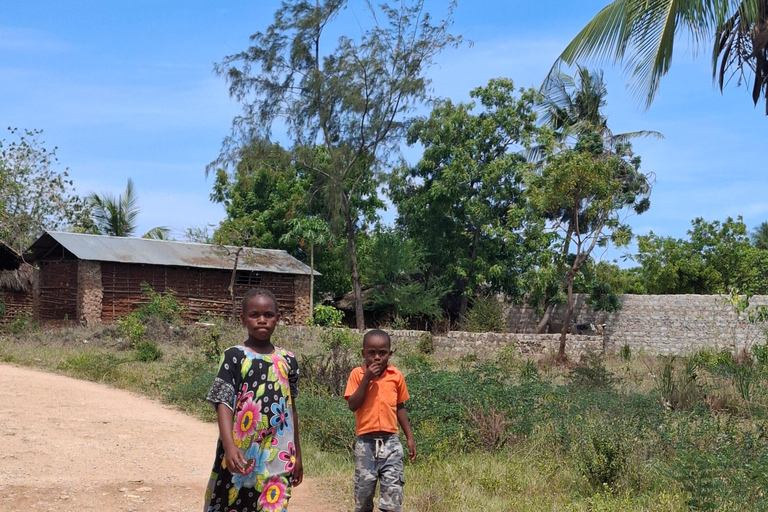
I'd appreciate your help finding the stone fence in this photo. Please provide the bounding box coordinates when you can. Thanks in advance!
[277,325,602,360]
[507,294,768,356]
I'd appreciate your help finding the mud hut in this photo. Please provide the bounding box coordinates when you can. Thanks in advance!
[26,231,318,325]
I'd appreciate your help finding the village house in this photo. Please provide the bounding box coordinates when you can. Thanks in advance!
[26,231,317,326]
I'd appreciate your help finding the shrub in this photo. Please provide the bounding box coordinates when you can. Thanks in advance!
[117,313,145,348]
[299,345,357,397]
[309,305,343,327]
[620,344,632,361]
[296,394,355,454]
[458,294,506,333]
[568,351,618,389]
[133,340,163,362]
[575,418,631,490]
[199,321,224,363]
[654,356,702,410]
[417,332,434,354]
[136,283,186,324]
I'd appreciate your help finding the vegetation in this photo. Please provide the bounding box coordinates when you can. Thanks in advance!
[555,0,768,112]
[8,316,768,510]
[88,178,170,239]
[212,0,463,331]
[0,127,90,250]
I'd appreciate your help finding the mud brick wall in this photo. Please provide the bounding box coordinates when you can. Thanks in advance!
[292,275,311,326]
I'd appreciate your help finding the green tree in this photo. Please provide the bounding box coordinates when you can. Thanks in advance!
[636,216,768,294]
[211,140,315,248]
[554,0,768,112]
[0,128,90,251]
[280,216,333,317]
[212,0,461,330]
[390,78,545,317]
[530,135,651,360]
[359,227,450,328]
[751,221,768,250]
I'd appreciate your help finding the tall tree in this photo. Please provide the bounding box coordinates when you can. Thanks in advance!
[530,134,652,360]
[390,79,546,316]
[554,0,768,112]
[211,0,461,330]
[533,67,658,334]
[0,128,90,251]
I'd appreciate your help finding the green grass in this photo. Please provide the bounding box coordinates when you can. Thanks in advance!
[5,321,768,511]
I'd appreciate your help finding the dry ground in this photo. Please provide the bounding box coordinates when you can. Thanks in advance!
[0,363,338,511]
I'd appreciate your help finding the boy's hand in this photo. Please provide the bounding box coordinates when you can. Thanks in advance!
[406,437,417,462]
[364,362,384,379]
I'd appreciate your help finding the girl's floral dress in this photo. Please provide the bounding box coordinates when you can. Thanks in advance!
[204,345,299,512]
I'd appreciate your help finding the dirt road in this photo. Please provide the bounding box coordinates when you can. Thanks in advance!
[0,363,336,511]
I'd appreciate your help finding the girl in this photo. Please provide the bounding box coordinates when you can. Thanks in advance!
[204,288,303,512]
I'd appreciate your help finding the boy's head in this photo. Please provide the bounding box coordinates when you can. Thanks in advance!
[241,288,280,342]
[362,329,392,369]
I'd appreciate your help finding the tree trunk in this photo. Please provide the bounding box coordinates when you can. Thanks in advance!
[535,303,554,334]
[558,269,576,361]
[343,200,365,332]
[309,245,315,321]
[229,248,242,322]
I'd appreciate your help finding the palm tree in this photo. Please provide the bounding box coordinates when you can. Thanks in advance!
[554,0,768,113]
[88,178,170,238]
[752,221,768,249]
[539,66,662,155]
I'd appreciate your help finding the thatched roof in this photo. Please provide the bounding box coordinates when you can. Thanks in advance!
[0,263,33,292]
[0,241,22,271]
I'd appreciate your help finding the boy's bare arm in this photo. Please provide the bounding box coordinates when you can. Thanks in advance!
[347,363,383,411]
[396,403,417,462]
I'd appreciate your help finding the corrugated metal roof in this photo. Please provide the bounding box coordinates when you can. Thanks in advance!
[29,232,318,276]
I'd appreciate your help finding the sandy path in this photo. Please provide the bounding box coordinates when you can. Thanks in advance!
[0,363,336,511]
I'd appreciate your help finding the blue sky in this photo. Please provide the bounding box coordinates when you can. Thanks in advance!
[2,1,766,264]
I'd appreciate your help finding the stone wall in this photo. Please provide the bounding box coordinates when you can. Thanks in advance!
[292,275,311,326]
[77,260,103,326]
[276,325,602,360]
[506,294,768,356]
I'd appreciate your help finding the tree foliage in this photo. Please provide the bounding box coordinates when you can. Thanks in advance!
[554,0,768,112]
[0,128,89,251]
[390,78,547,316]
[212,0,461,330]
[635,216,768,294]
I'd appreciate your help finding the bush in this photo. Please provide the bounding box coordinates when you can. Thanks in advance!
[458,294,506,333]
[296,394,356,454]
[133,340,163,362]
[117,313,145,348]
[620,344,632,361]
[136,283,186,324]
[417,332,434,354]
[309,305,343,327]
[568,351,618,389]
[299,345,357,397]
[575,419,631,490]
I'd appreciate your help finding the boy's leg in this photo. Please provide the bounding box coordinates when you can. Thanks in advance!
[353,437,378,512]
[377,436,405,512]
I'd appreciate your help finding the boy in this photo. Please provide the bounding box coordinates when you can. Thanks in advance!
[344,329,416,512]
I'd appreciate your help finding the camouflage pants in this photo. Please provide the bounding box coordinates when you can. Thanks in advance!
[353,434,404,512]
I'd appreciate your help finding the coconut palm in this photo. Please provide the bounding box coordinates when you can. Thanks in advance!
[88,179,170,238]
[554,0,768,113]
[539,66,662,153]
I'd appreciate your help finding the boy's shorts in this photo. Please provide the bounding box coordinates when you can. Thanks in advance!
[353,433,404,512]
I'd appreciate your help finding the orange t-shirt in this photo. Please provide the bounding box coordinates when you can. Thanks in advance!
[344,365,410,436]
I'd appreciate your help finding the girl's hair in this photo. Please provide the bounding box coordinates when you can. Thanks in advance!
[241,288,280,314]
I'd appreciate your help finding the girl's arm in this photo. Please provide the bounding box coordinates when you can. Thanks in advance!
[291,402,303,486]
[396,403,417,462]
[216,403,247,474]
